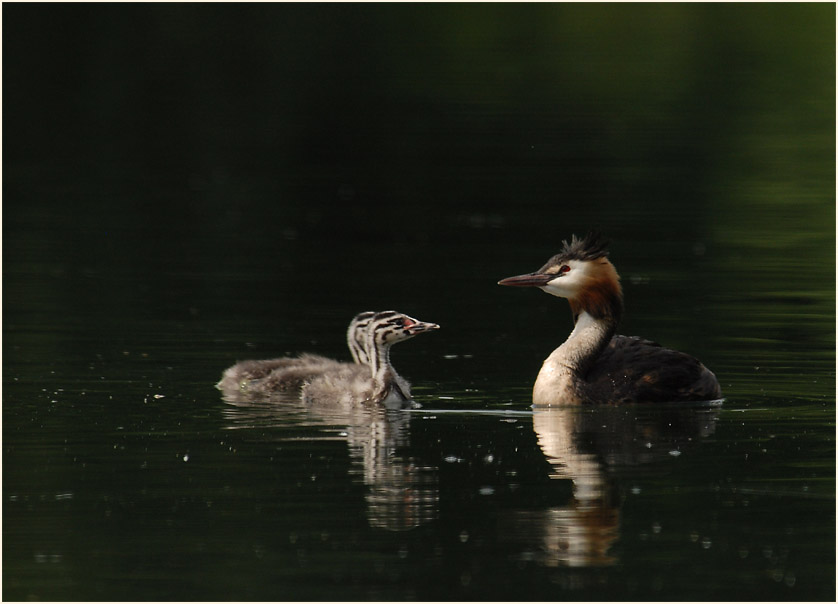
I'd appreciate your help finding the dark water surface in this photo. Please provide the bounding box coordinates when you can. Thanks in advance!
[4,4,835,601]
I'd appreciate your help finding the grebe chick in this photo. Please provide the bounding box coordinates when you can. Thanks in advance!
[498,233,722,405]
[216,311,376,393]
[301,310,439,407]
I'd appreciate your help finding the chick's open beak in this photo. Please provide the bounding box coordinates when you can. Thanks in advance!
[409,321,440,334]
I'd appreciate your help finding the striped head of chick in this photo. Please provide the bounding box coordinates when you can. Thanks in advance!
[366,310,440,350]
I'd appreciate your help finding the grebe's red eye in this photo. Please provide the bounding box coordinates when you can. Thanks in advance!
[559,265,571,274]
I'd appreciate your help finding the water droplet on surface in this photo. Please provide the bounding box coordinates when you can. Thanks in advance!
[652,522,662,534]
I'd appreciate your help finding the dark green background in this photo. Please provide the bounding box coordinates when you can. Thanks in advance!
[4,4,834,600]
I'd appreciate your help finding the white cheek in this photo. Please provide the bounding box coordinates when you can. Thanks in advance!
[539,281,571,298]
[538,260,593,298]
[539,272,581,298]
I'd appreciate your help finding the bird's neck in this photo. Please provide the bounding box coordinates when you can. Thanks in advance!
[534,309,616,405]
[552,310,616,375]
[370,345,410,400]
[368,343,388,378]
[557,275,623,374]
[368,344,403,400]
[533,279,624,405]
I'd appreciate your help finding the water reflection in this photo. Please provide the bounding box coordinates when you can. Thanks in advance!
[508,404,720,568]
[221,391,438,532]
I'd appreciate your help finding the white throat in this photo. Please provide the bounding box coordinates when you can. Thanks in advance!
[533,311,613,405]
[556,311,611,371]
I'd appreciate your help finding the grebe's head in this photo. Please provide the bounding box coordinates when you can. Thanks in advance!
[367,310,440,350]
[498,232,623,320]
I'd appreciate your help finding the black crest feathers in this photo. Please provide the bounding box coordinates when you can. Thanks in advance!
[559,232,610,262]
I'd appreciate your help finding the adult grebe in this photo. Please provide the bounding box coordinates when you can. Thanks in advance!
[216,311,376,393]
[301,310,439,406]
[498,233,722,405]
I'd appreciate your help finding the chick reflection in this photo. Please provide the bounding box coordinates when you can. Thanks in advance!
[221,391,438,532]
[324,398,439,532]
[509,404,719,567]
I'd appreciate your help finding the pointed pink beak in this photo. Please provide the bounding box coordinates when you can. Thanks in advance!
[407,321,440,335]
[498,272,553,287]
